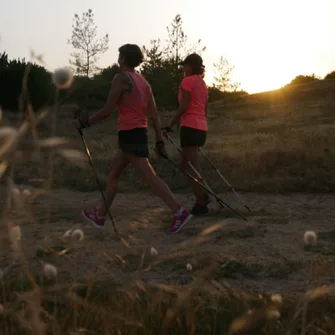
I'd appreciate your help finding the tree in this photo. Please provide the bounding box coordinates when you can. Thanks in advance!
[141,40,176,107]
[165,14,206,64]
[142,39,165,73]
[69,64,120,109]
[165,14,206,105]
[0,51,8,70]
[95,63,120,82]
[166,14,187,66]
[68,9,109,77]
[141,14,206,108]
[324,71,335,80]
[213,56,240,92]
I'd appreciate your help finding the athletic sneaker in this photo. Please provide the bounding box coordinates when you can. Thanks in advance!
[191,203,209,215]
[82,205,105,228]
[168,209,193,234]
[190,192,210,216]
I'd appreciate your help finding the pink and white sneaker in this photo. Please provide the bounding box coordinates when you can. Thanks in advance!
[168,208,193,234]
[82,206,105,228]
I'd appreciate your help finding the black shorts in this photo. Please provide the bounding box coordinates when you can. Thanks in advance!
[180,126,207,148]
[118,127,149,158]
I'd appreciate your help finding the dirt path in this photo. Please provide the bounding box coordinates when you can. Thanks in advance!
[3,188,335,296]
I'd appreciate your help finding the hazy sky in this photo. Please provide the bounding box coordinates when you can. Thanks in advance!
[1,0,334,93]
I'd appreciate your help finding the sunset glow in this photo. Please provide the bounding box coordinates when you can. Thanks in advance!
[1,0,334,93]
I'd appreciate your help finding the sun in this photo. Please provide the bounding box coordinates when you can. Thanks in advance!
[198,0,330,94]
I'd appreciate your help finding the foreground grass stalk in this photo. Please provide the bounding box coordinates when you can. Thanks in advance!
[45,89,59,225]
[301,300,307,335]
[1,275,9,335]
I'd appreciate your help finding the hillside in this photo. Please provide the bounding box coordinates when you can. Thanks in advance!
[212,78,335,108]
[2,78,334,194]
[1,79,335,334]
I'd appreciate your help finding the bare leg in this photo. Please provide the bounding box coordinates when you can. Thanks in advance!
[181,147,205,204]
[97,151,129,217]
[129,156,181,213]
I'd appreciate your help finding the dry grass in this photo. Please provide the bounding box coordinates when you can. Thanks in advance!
[4,85,335,194]
[2,187,335,334]
[1,71,335,334]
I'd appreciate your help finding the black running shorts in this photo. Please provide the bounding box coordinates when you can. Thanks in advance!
[118,127,149,158]
[180,126,207,148]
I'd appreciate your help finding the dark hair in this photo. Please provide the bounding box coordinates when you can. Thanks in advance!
[193,65,205,77]
[118,44,144,68]
[179,53,205,77]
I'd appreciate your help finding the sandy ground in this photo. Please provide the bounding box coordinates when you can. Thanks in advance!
[2,187,335,297]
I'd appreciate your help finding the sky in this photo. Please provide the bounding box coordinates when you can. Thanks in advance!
[0,0,334,93]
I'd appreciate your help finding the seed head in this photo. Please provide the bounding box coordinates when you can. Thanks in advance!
[186,263,192,271]
[52,67,74,89]
[150,247,158,257]
[43,263,57,280]
[22,189,31,197]
[63,229,72,238]
[12,188,20,196]
[271,294,283,304]
[304,231,317,245]
[58,149,86,167]
[71,229,84,241]
[267,309,280,319]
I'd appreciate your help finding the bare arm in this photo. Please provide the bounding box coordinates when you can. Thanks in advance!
[147,89,163,142]
[87,73,131,126]
[167,89,190,129]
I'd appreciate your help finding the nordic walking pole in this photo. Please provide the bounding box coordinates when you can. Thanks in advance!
[73,109,119,235]
[198,147,251,212]
[152,146,248,222]
[77,128,118,235]
[163,132,224,208]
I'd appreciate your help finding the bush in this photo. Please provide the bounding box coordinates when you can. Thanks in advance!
[63,64,120,109]
[208,86,248,104]
[284,74,321,87]
[324,71,335,80]
[0,52,54,111]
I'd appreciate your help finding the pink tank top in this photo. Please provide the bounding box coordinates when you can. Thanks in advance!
[178,75,208,131]
[116,71,151,131]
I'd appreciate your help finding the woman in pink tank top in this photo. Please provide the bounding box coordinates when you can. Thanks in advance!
[72,44,192,233]
[164,53,210,216]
